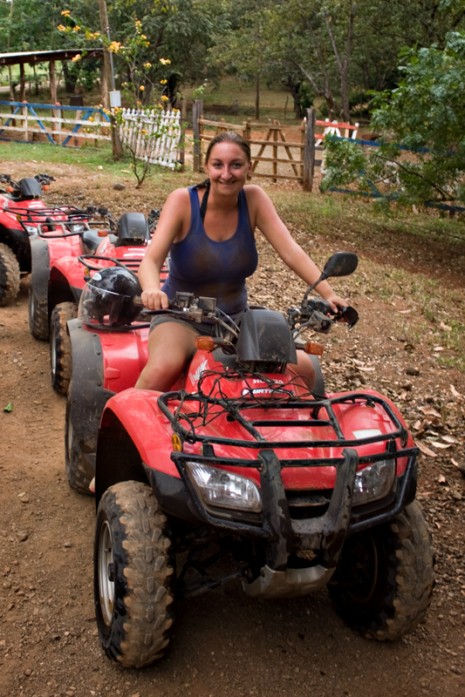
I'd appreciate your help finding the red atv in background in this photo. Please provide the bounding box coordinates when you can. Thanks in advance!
[29,210,161,396]
[0,173,95,306]
[67,251,434,668]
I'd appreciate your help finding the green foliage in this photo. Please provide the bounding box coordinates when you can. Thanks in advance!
[322,31,465,208]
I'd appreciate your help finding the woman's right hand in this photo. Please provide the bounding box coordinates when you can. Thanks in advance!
[141,288,169,310]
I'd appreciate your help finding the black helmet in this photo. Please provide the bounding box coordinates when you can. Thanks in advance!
[78,266,142,328]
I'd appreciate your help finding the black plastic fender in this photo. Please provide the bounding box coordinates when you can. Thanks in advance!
[0,222,31,271]
[309,355,325,397]
[29,235,51,311]
[67,319,114,477]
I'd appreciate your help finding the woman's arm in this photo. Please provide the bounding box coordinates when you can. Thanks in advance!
[246,185,348,309]
[138,188,189,309]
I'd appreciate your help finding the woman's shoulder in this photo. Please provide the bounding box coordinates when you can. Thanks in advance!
[166,186,191,203]
[243,183,274,212]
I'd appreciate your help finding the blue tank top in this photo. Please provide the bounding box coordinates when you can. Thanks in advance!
[163,186,258,315]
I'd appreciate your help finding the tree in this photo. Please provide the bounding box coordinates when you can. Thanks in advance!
[321,31,465,208]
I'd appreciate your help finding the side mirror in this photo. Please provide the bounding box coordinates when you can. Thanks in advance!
[303,252,358,299]
[322,252,358,280]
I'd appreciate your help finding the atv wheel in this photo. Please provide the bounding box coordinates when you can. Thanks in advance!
[94,481,174,668]
[65,394,95,495]
[328,501,434,641]
[28,284,49,340]
[50,302,77,395]
[0,243,20,306]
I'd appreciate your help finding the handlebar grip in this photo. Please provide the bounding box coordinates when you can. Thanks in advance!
[334,305,359,327]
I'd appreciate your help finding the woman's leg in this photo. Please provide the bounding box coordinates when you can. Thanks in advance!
[135,321,198,391]
[288,350,316,391]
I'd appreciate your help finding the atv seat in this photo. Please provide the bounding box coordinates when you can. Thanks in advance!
[81,228,102,253]
[116,212,149,247]
[18,178,43,200]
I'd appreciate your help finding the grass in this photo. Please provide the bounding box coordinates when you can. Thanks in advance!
[186,76,300,123]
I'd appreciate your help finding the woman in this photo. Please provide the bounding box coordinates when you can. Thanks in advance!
[136,130,347,391]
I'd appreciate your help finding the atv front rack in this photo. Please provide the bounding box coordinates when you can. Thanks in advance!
[158,389,410,453]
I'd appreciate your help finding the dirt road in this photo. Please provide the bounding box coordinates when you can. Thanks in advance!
[1,158,465,697]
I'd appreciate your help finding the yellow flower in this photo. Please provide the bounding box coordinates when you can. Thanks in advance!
[57,24,67,32]
[71,54,82,63]
[139,85,145,91]
[73,26,81,32]
[160,79,168,85]
[143,62,152,69]
[159,58,171,66]
[61,10,71,17]
[161,95,169,102]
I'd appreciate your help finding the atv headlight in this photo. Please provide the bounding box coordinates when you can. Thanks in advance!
[186,462,262,513]
[24,224,39,236]
[353,459,396,506]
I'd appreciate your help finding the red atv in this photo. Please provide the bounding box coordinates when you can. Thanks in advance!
[30,210,160,396]
[0,172,93,305]
[68,252,434,667]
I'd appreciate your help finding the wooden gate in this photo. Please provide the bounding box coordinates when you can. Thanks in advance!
[192,101,358,191]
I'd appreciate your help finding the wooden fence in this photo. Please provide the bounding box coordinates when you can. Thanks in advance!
[0,99,358,189]
[118,107,182,170]
[192,101,358,191]
[0,100,183,169]
[0,100,111,146]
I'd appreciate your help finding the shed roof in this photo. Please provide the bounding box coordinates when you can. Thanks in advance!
[0,49,103,68]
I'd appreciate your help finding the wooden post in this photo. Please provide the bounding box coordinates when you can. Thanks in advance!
[22,103,28,142]
[303,107,316,192]
[272,120,278,183]
[98,0,122,159]
[192,99,203,172]
[19,64,26,102]
[49,61,57,104]
[49,61,61,144]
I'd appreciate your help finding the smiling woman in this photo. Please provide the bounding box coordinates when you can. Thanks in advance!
[135,130,349,392]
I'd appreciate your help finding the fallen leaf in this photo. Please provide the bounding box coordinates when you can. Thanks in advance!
[430,441,452,450]
[416,441,438,458]
[450,385,462,399]
[441,435,457,444]
[3,402,13,413]
[418,406,442,419]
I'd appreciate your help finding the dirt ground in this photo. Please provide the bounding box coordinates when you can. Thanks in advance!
[1,159,465,697]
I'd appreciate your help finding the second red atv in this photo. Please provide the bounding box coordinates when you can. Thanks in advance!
[65,251,434,668]
[30,210,162,396]
[0,172,96,306]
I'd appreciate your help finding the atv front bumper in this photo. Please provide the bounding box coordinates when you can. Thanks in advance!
[145,445,417,597]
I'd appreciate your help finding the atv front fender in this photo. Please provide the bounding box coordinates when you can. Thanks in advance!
[67,319,114,470]
[0,218,31,271]
[29,236,50,310]
[98,389,178,478]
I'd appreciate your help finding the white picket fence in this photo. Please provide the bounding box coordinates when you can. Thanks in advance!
[118,107,182,170]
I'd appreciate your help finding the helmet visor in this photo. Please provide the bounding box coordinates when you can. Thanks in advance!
[78,284,128,327]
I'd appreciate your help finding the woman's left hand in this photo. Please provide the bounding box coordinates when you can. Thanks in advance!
[324,292,349,314]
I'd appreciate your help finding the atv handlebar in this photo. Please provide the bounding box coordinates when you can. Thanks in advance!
[138,291,358,337]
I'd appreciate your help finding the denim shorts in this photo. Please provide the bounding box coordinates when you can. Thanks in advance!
[149,314,216,336]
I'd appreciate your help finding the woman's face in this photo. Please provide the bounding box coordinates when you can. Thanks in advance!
[205,142,251,192]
